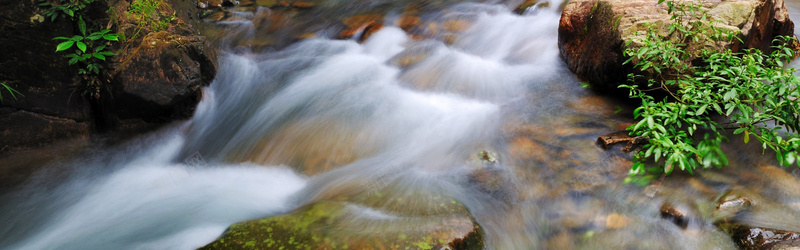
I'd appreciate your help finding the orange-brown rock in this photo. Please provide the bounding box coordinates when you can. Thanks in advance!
[396,16,421,31]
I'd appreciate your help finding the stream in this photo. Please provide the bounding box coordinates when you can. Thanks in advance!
[2,0,800,249]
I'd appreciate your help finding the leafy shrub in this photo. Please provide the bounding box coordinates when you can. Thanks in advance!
[621,0,800,181]
[38,0,95,21]
[55,17,119,76]
[128,0,175,38]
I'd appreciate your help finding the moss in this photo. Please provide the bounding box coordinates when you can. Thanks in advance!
[200,196,484,250]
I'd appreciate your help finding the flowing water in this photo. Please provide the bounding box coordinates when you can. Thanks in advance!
[3,0,800,249]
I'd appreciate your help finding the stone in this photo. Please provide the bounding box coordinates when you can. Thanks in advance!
[396,16,421,31]
[201,190,484,249]
[441,18,471,32]
[558,0,796,93]
[0,0,93,150]
[660,203,688,229]
[718,223,800,249]
[508,137,552,162]
[605,213,631,229]
[110,31,217,124]
[758,165,800,198]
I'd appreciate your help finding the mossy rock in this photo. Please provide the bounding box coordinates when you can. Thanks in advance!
[201,191,484,250]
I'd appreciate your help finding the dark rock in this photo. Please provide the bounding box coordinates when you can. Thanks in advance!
[660,203,688,229]
[110,31,216,124]
[0,108,90,150]
[0,0,94,150]
[558,0,796,93]
[718,223,800,249]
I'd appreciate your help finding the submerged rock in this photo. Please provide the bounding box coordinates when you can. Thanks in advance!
[558,0,796,93]
[201,192,484,249]
[660,203,689,229]
[718,223,800,249]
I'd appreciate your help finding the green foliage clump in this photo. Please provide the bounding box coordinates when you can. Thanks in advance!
[128,0,175,38]
[38,0,95,22]
[37,0,121,98]
[621,0,800,181]
[54,17,119,76]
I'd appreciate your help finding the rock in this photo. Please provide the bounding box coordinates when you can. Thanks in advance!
[558,0,796,93]
[0,0,93,150]
[713,190,754,221]
[201,191,484,249]
[758,165,800,198]
[718,223,800,249]
[110,31,217,124]
[339,14,385,42]
[660,203,689,229]
[0,109,90,150]
[605,213,631,229]
[396,16,421,31]
[508,136,552,162]
[442,18,471,32]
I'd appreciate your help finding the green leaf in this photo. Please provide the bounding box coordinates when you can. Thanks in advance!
[92,53,105,60]
[78,16,86,36]
[103,34,119,41]
[76,41,87,53]
[56,41,75,52]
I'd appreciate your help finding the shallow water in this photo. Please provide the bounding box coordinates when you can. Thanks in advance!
[2,0,800,249]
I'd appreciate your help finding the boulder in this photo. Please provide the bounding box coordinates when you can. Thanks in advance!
[109,31,216,124]
[0,0,218,150]
[201,189,484,249]
[0,0,94,150]
[717,223,800,249]
[107,0,218,126]
[558,0,796,93]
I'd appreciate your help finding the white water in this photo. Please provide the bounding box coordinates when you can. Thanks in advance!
[2,2,568,249]
[9,0,799,249]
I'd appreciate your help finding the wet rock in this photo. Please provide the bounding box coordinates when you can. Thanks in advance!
[0,109,90,150]
[605,213,631,229]
[508,137,552,162]
[396,16,421,31]
[110,31,217,124]
[758,165,800,198]
[0,1,93,150]
[514,0,551,14]
[201,192,484,249]
[292,1,315,9]
[660,203,689,229]
[255,0,277,7]
[339,14,385,42]
[718,223,800,249]
[558,0,796,93]
[715,191,754,217]
[441,18,471,32]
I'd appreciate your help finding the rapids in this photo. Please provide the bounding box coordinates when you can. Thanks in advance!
[2,0,800,249]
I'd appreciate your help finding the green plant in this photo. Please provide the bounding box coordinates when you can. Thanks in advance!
[54,17,119,76]
[0,83,22,102]
[38,0,95,21]
[621,0,800,181]
[128,0,173,38]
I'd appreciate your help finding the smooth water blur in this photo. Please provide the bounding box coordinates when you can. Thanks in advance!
[2,0,800,249]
